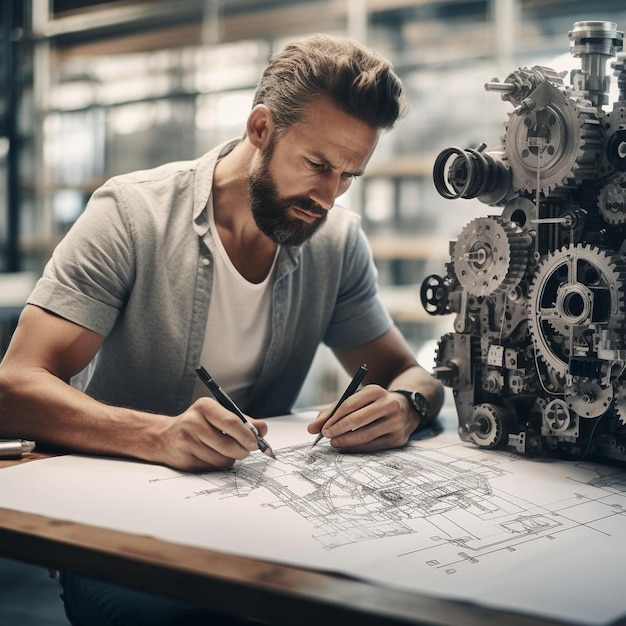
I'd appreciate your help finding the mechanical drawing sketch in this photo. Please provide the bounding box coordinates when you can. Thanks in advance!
[1,413,626,625]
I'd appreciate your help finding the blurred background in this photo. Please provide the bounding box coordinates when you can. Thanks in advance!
[1,0,626,402]
[2,4,626,623]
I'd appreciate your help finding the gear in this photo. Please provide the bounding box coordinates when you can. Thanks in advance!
[598,174,626,223]
[613,383,626,425]
[565,379,613,418]
[452,216,530,297]
[503,81,604,194]
[527,244,626,378]
[460,403,509,449]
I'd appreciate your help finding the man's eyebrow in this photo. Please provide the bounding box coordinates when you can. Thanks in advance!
[310,153,364,177]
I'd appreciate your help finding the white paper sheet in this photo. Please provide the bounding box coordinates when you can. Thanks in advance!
[1,410,625,625]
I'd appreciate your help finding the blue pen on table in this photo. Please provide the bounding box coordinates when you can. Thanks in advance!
[195,366,276,459]
[311,363,368,447]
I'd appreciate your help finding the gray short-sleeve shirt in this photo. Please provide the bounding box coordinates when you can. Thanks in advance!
[28,141,392,417]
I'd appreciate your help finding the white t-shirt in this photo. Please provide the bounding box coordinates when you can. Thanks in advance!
[191,198,278,407]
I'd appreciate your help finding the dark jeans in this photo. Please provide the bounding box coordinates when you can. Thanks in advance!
[60,572,263,626]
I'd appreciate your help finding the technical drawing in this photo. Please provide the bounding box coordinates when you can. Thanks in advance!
[148,436,626,570]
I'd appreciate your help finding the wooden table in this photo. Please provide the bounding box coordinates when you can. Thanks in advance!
[0,453,572,626]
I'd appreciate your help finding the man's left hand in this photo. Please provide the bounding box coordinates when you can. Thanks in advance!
[307,385,420,452]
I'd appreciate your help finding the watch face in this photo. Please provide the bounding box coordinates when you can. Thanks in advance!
[394,389,432,422]
[412,392,431,421]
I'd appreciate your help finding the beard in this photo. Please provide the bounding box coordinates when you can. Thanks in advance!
[248,137,328,246]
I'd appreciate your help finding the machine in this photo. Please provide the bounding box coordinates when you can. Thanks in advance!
[422,20,626,463]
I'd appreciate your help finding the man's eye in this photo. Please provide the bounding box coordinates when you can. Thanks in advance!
[307,160,325,170]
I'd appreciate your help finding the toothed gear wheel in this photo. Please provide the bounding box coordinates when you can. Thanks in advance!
[452,216,529,297]
[565,379,613,419]
[527,244,626,378]
[613,383,626,425]
[503,83,603,194]
[462,403,509,449]
[598,174,626,224]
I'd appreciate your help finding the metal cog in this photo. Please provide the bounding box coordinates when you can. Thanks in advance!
[527,244,626,378]
[598,174,626,224]
[461,403,509,449]
[565,378,613,419]
[503,81,604,195]
[613,382,626,425]
[452,216,530,297]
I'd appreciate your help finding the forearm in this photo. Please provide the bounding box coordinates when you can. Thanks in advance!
[0,366,168,462]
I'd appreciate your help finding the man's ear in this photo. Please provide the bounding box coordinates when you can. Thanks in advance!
[246,104,274,150]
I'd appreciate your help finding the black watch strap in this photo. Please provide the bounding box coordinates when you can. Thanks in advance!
[392,389,434,428]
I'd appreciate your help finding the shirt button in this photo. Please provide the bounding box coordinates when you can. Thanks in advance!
[202,258,210,266]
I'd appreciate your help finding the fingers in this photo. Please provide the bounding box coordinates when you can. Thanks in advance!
[163,398,270,471]
[311,386,413,451]
[307,385,378,435]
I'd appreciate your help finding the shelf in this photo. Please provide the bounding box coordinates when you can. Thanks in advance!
[369,235,450,261]
[379,285,435,324]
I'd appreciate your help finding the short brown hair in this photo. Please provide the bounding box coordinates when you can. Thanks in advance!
[252,34,408,132]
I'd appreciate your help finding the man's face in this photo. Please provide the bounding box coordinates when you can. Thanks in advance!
[248,96,379,246]
[248,134,327,246]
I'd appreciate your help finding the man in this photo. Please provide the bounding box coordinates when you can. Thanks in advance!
[0,34,443,625]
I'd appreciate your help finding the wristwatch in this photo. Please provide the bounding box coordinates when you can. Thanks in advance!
[392,389,433,428]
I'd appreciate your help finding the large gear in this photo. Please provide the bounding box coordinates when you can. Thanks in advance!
[503,82,604,195]
[452,216,530,297]
[527,244,626,379]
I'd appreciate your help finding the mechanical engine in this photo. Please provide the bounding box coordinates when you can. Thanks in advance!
[422,20,626,463]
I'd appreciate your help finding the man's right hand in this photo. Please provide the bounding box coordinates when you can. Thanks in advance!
[154,397,270,471]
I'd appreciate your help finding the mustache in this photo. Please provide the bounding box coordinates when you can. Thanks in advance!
[288,199,327,218]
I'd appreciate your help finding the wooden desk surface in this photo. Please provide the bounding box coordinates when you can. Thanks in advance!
[0,504,570,626]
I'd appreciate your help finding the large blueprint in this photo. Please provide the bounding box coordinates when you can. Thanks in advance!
[1,411,625,625]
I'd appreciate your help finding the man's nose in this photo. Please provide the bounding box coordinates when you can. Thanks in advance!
[310,175,345,210]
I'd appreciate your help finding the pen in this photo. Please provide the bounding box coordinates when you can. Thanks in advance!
[195,366,276,460]
[0,439,36,460]
[311,363,368,447]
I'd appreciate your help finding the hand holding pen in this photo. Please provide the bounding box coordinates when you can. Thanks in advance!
[195,367,276,459]
[311,364,368,447]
